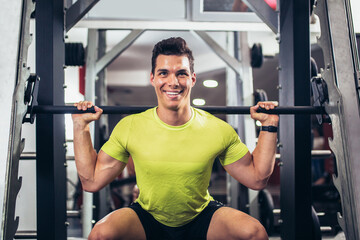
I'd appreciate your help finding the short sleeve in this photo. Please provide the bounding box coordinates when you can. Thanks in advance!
[218,125,249,166]
[101,116,132,164]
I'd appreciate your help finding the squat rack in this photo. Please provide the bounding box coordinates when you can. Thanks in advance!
[32,1,316,239]
[3,0,360,239]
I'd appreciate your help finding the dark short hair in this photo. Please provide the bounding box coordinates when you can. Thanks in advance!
[151,37,195,74]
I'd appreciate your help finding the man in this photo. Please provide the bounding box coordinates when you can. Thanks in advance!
[72,37,278,240]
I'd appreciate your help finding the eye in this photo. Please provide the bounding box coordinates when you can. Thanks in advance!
[177,71,189,77]
[158,71,168,77]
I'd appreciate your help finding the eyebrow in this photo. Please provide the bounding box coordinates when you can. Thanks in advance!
[156,68,190,74]
[177,69,189,73]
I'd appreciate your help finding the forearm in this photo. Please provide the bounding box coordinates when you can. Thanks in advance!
[251,130,277,182]
[73,123,98,186]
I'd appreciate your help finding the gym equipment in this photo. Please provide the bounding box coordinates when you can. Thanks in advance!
[250,43,263,68]
[315,0,360,238]
[1,0,35,239]
[276,150,332,160]
[311,206,322,240]
[258,189,327,239]
[310,57,330,125]
[28,105,325,116]
[5,0,358,239]
[258,189,274,235]
[65,42,85,66]
[253,89,268,105]
[311,76,330,125]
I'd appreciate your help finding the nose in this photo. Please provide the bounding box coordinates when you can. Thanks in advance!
[167,74,179,87]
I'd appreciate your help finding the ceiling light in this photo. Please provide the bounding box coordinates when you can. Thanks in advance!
[192,98,206,106]
[203,80,218,88]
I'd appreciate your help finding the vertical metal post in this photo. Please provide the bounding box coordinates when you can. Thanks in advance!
[278,0,312,239]
[82,29,98,238]
[226,32,256,212]
[226,32,241,209]
[35,0,67,239]
[237,32,258,218]
[94,30,111,221]
[94,30,109,155]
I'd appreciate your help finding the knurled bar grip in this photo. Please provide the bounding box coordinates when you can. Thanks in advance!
[31,105,326,115]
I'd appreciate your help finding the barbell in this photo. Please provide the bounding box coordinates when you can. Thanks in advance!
[30,105,326,115]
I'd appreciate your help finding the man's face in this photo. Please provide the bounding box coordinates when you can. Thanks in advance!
[151,54,196,111]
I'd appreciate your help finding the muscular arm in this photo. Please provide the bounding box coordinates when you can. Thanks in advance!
[72,101,126,192]
[224,101,278,190]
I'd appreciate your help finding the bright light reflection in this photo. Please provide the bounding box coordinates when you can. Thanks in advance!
[192,98,206,106]
[256,120,262,127]
[203,80,218,88]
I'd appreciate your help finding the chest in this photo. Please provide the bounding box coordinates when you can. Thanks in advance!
[127,125,224,174]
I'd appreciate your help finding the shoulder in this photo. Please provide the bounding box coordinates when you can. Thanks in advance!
[193,107,218,120]
[116,108,154,125]
[193,107,233,130]
[115,114,134,127]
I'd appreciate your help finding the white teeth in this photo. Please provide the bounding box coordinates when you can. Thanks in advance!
[166,92,180,95]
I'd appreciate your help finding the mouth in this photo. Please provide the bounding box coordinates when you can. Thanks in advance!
[164,90,183,98]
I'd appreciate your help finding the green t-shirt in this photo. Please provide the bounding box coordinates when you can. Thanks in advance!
[101,107,248,227]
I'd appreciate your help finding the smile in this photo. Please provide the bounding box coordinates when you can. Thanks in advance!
[164,90,183,97]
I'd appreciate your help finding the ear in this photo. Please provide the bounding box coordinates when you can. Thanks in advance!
[191,73,196,87]
[150,72,155,86]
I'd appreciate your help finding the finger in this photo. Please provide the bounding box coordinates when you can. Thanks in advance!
[81,101,92,110]
[77,101,83,110]
[250,104,259,114]
[94,105,103,113]
[87,101,93,108]
[258,102,265,109]
[93,106,103,120]
[258,101,278,111]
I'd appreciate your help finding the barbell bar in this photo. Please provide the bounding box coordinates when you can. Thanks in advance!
[30,105,326,115]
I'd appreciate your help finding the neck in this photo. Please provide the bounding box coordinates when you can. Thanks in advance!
[156,105,192,126]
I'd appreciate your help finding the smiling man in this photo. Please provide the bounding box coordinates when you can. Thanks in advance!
[72,37,278,240]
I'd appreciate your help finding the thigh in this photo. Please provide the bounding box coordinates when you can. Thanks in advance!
[186,201,224,240]
[89,207,146,240]
[207,207,268,240]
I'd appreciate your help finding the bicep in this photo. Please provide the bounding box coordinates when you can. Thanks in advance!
[95,150,127,187]
[223,152,257,188]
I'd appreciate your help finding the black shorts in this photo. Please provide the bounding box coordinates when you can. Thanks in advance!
[128,201,224,240]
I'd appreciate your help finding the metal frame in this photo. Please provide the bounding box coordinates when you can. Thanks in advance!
[191,0,261,22]
[76,19,272,32]
[224,31,257,214]
[95,30,145,75]
[315,0,360,238]
[1,0,35,239]
[241,0,278,33]
[29,0,360,239]
[278,0,313,238]
[65,0,100,31]
[193,31,243,75]
[35,1,67,239]
[81,28,99,238]
[94,30,111,222]
[236,31,259,218]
